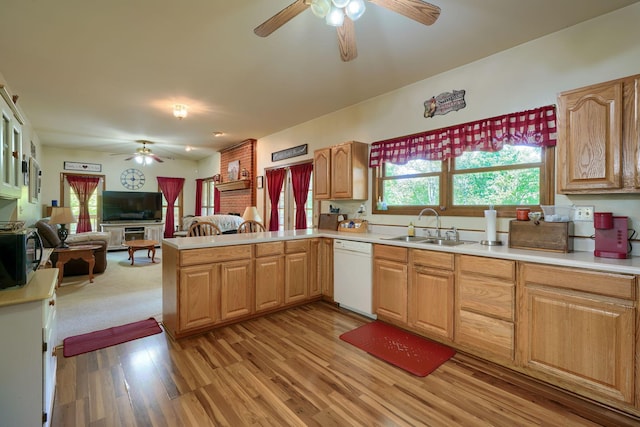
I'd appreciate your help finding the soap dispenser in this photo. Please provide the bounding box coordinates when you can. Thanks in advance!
[408,222,415,237]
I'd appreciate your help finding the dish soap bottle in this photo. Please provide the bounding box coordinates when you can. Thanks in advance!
[408,222,415,237]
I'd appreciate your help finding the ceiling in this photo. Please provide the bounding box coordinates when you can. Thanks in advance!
[0,0,637,161]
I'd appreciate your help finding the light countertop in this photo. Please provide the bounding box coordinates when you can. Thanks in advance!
[0,268,58,308]
[163,230,640,275]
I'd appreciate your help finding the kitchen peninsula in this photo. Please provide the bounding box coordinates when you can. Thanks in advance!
[162,230,640,417]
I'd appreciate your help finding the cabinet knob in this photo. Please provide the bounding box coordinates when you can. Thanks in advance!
[49,299,55,306]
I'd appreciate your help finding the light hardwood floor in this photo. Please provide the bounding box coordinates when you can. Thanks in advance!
[52,302,639,426]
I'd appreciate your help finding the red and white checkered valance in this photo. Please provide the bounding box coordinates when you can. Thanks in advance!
[368,105,557,167]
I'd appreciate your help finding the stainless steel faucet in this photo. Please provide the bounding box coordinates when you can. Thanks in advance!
[417,208,441,237]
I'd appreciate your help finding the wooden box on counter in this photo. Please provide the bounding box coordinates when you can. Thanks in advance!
[508,220,574,253]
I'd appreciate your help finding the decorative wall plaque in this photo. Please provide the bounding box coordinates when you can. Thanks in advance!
[64,161,102,172]
[424,89,466,118]
[271,144,307,162]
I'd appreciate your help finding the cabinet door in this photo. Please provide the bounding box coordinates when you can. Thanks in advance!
[313,147,331,200]
[255,255,284,312]
[179,264,219,332]
[308,239,321,297]
[104,226,125,249]
[285,252,308,304]
[373,258,407,323]
[331,143,353,199]
[557,80,623,192]
[521,286,635,404]
[319,238,334,299]
[220,259,253,321]
[145,224,163,242]
[409,265,454,339]
[0,97,21,198]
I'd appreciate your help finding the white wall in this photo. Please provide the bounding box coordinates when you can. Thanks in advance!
[256,3,640,245]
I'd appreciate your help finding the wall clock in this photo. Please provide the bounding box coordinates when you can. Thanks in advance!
[120,168,146,190]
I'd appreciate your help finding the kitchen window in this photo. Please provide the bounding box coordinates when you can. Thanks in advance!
[373,145,553,217]
[371,105,556,217]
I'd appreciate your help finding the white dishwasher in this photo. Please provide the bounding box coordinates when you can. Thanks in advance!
[333,239,376,319]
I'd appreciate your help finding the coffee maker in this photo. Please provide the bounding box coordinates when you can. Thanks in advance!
[594,213,629,259]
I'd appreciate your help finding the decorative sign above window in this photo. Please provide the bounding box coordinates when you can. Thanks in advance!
[64,161,102,172]
[271,144,307,162]
[424,89,466,119]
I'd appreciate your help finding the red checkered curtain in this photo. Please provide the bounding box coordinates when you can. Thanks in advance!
[369,105,557,167]
[214,187,221,214]
[157,177,185,238]
[266,168,286,231]
[194,179,203,216]
[290,162,313,229]
[66,175,100,233]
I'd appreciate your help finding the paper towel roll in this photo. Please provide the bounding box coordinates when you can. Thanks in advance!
[484,209,497,242]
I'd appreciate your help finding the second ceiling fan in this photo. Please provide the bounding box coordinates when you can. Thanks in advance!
[254,0,441,62]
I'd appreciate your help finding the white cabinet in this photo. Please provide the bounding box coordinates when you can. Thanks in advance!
[101,222,164,250]
[0,269,58,427]
[0,85,23,199]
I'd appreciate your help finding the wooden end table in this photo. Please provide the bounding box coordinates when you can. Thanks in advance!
[53,244,102,287]
[123,239,158,265]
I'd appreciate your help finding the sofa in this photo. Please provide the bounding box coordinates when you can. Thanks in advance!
[180,214,243,234]
[35,219,110,275]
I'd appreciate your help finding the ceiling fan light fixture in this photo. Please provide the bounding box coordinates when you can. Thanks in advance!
[326,6,345,26]
[345,0,365,21]
[331,0,349,8]
[310,0,330,18]
[173,103,188,119]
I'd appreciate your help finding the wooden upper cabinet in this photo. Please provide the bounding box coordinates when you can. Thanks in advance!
[313,141,368,200]
[557,74,639,193]
[313,148,331,199]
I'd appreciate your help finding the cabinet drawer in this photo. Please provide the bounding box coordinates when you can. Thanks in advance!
[522,263,635,300]
[180,245,252,266]
[411,249,454,270]
[459,255,514,280]
[458,275,514,321]
[456,310,514,361]
[374,244,408,263]
[255,241,284,257]
[285,239,309,253]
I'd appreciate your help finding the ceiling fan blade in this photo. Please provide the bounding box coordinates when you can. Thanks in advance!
[254,0,310,37]
[369,0,441,26]
[124,155,136,161]
[149,153,164,163]
[337,18,357,62]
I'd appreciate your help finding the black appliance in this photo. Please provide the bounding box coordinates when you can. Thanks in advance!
[102,191,163,222]
[0,229,43,289]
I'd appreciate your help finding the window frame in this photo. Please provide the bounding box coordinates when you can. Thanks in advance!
[372,146,555,218]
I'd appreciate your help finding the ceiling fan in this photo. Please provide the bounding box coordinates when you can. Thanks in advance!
[124,140,166,164]
[254,0,441,62]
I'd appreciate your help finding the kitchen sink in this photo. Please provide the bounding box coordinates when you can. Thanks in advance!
[383,236,429,242]
[420,238,477,246]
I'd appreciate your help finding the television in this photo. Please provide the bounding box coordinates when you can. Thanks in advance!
[102,191,163,222]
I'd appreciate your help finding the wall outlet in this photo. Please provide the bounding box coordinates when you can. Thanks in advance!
[574,206,594,221]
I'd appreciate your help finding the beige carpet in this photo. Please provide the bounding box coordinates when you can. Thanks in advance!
[55,248,162,347]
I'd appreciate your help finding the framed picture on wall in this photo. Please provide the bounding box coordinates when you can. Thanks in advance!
[257,175,264,189]
[228,160,240,181]
[28,157,40,203]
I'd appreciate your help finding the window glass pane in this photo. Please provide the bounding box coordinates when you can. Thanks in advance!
[455,145,541,170]
[384,176,439,206]
[453,168,540,205]
[385,159,441,176]
[68,191,98,233]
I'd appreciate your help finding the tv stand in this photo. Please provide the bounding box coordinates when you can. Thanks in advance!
[100,222,164,251]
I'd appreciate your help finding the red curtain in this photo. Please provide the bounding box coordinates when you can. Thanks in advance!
[290,163,313,229]
[157,177,185,238]
[66,175,100,233]
[266,168,286,231]
[369,105,557,167]
[194,179,203,216]
[214,187,220,214]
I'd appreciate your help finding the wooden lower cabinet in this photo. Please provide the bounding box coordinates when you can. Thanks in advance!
[408,249,454,339]
[519,263,636,405]
[219,259,253,321]
[255,242,285,312]
[456,255,516,362]
[285,240,310,304]
[178,264,219,332]
[373,245,408,323]
[319,238,334,300]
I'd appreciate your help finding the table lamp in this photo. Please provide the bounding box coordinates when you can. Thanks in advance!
[49,207,77,248]
[242,206,262,223]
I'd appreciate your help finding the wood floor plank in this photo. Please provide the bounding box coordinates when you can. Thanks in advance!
[53,302,640,426]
